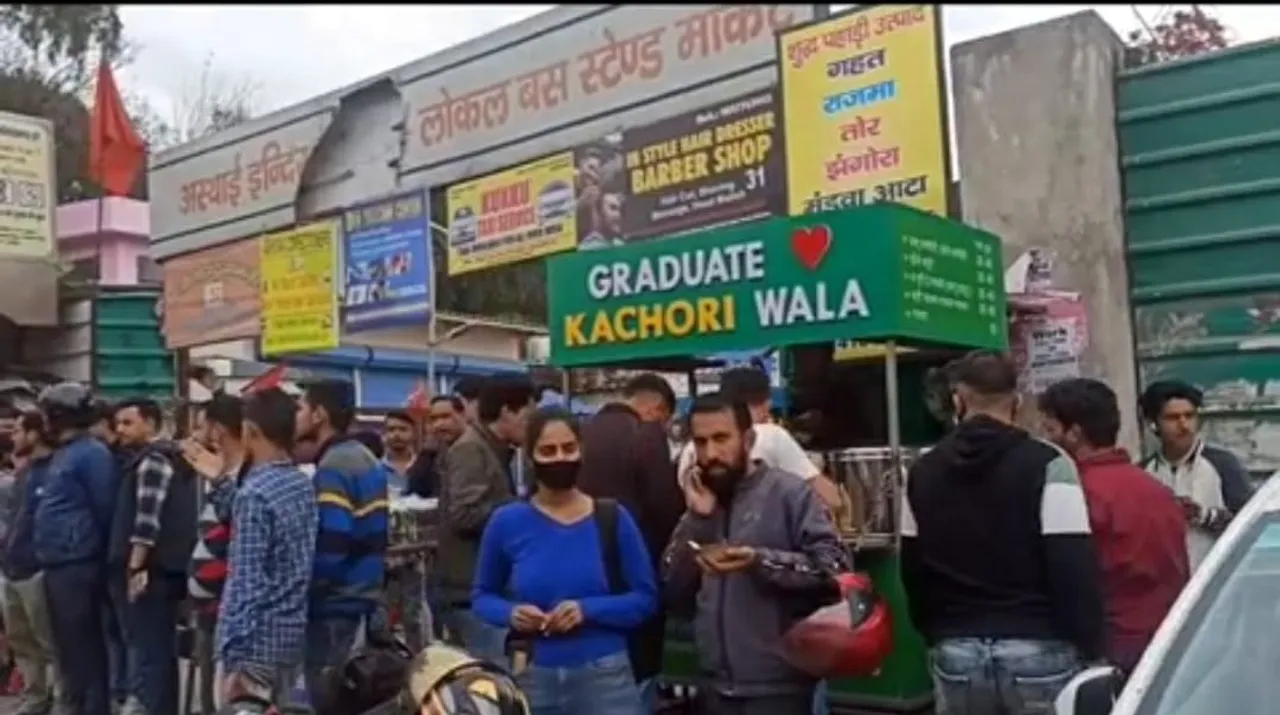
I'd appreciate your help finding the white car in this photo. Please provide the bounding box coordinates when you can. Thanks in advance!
[1056,473,1280,715]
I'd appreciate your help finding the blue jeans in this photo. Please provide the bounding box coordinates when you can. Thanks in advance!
[303,616,363,703]
[45,563,111,715]
[439,606,507,666]
[637,677,657,712]
[812,680,830,715]
[124,572,184,715]
[930,638,1083,715]
[518,651,643,715]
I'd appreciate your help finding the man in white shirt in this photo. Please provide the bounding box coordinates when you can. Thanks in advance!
[1138,380,1253,571]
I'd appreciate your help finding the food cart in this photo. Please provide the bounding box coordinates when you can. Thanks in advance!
[543,203,1009,713]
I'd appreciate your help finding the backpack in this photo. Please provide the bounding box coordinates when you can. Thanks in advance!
[592,498,645,679]
[311,634,415,715]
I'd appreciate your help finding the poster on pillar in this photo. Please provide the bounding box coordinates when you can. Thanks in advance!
[341,190,433,332]
[545,203,1007,367]
[620,89,785,242]
[778,5,950,217]
[260,220,341,356]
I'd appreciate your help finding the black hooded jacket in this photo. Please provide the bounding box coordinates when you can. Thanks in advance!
[900,416,1107,660]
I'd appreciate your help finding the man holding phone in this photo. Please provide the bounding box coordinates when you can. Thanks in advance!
[663,393,849,715]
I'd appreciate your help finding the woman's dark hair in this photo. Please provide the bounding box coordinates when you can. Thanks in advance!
[523,406,581,453]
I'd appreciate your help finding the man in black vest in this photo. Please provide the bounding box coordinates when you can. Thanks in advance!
[110,398,198,715]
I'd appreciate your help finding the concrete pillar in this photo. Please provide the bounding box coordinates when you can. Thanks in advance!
[950,10,1140,451]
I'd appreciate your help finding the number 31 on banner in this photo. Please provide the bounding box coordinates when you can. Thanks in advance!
[745,166,767,190]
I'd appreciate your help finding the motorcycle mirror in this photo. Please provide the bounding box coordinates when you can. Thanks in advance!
[1053,665,1124,715]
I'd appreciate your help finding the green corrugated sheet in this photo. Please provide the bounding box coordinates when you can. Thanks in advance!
[1119,40,1280,476]
[94,289,176,401]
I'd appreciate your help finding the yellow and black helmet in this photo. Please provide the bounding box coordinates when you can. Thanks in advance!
[407,644,529,715]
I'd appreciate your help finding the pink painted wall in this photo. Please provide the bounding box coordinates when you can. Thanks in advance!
[56,197,152,286]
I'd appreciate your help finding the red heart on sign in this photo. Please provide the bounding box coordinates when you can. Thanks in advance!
[791,225,832,271]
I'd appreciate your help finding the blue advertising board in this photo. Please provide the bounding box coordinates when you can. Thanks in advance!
[341,191,432,332]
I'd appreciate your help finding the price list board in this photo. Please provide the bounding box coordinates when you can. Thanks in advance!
[895,221,1007,351]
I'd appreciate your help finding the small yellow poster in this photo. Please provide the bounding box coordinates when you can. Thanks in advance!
[260,220,340,356]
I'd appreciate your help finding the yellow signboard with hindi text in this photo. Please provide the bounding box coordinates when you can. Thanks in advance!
[260,220,340,356]
[778,5,949,218]
[0,112,55,258]
[445,152,579,276]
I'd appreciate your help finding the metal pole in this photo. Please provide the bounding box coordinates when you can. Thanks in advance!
[885,340,902,548]
[427,220,448,394]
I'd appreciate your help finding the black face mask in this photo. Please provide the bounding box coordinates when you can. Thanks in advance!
[534,460,581,491]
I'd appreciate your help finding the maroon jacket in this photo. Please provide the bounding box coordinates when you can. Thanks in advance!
[577,402,683,681]
[1077,448,1190,669]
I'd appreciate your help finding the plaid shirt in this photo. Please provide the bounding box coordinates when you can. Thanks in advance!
[217,460,318,672]
[131,450,175,546]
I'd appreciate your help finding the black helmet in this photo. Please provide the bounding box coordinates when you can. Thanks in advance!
[37,382,95,432]
[408,644,529,715]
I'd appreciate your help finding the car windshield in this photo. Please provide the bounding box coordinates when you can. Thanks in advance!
[1137,515,1280,715]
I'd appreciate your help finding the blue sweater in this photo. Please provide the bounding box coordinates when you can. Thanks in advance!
[472,501,657,668]
[34,435,117,567]
[312,437,389,618]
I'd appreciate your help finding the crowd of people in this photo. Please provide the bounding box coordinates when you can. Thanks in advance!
[0,350,1253,715]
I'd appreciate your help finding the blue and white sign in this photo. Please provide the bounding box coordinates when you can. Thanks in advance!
[342,191,432,332]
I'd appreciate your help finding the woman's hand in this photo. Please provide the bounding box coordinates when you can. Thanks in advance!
[510,604,548,633]
[544,601,584,634]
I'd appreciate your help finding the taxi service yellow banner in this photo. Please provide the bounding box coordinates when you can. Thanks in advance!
[779,5,949,217]
[260,220,340,356]
[445,152,579,276]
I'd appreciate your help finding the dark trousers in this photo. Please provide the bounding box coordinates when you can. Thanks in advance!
[124,572,184,715]
[45,562,111,715]
[703,691,814,715]
[104,572,131,704]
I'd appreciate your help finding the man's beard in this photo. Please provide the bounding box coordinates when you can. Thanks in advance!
[699,456,748,500]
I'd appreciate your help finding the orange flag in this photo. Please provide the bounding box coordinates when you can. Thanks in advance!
[88,59,147,196]
[406,379,431,420]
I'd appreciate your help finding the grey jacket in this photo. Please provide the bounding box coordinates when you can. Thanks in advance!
[436,423,515,603]
[662,465,850,697]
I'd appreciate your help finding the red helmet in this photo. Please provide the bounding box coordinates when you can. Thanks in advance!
[780,572,893,678]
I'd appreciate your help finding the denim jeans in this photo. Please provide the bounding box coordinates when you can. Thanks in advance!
[123,572,185,715]
[303,616,363,703]
[517,651,643,715]
[930,637,1083,715]
[45,563,111,715]
[812,680,830,715]
[439,606,507,667]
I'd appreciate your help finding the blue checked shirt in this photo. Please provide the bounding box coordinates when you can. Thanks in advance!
[217,460,318,672]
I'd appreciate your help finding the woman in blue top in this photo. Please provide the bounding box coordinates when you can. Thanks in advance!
[472,406,657,715]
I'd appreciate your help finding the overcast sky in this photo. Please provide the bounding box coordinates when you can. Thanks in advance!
[117,4,1271,127]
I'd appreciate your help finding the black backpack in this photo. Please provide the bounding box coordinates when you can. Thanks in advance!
[312,633,415,715]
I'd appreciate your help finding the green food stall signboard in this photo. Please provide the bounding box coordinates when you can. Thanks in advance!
[546,204,1007,366]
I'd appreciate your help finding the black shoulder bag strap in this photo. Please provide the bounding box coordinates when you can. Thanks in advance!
[593,498,625,594]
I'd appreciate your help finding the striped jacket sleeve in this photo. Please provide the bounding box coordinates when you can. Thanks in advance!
[1040,453,1107,661]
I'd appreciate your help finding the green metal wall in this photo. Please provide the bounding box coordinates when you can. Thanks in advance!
[1118,40,1280,476]
[94,288,176,401]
